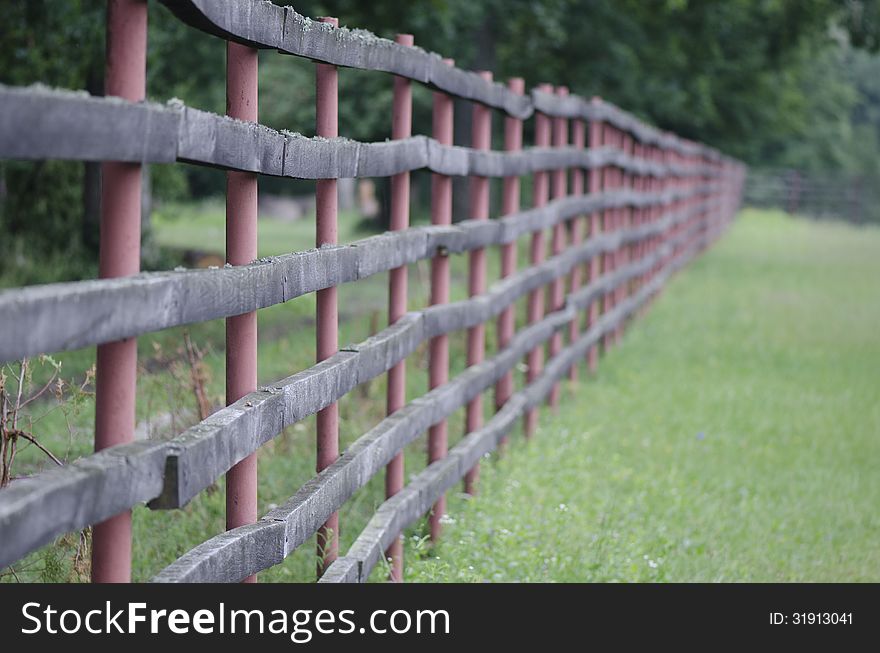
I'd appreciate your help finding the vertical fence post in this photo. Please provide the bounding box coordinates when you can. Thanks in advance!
[586,98,603,374]
[464,71,493,495]
[92,0,147,584]
[428,58,455,541]
[524,83,553,437]
[548,86,568,409]
[225,40,259,584]
[385,33,414,582]
[633,141,644,305]
[660,139,673,293]
[648,144,658,291]
[617,133,632,340]
[316,15,339,577]
[495,77,525,448]
[601,124,616,352]
[568,114,586,384]
[614,131,629,342]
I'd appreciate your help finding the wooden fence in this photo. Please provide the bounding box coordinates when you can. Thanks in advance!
[745,169,877,224]
[0,0,745,583]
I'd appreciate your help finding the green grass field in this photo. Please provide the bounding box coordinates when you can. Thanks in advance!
[4,208,878,582]
[407,208,880,582]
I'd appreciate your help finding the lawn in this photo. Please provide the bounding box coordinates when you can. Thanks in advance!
[5,208,877,583]
[2,198,511,582]
[407,209,880,582]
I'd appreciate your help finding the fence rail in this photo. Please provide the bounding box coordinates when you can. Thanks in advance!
[0,0,745,582]
[744,169,877,224]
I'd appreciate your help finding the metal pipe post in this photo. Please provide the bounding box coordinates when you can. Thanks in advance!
[494,77,525,448]
[428,58,455,541]
[524,83,553,437]
[464,71,493,494]
[316,16,339,576]
[224,40,260,583]
[568,116,585,383]
[548,86,568,408]
[586,98,603,374]
[385,33,414,582]
[92,0,147,584]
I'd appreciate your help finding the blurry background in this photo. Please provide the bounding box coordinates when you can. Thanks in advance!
[1,0,879,285]
[1,0,879,583]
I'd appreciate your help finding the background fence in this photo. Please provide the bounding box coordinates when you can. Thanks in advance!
[0,0,745,583]
[745,168,877,224]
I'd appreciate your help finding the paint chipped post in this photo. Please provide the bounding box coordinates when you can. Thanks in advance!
[428,58,455,541]
[224,38,259,584]
[464,70,493,495]
[91,0,147,584]
[385,32,414,582]
[316,15,340,577]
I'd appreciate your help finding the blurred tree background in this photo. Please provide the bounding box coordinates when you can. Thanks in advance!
[1,0,878,283]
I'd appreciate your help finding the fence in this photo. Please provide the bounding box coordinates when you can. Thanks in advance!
[745,168,877,224]
[0,0,745,583]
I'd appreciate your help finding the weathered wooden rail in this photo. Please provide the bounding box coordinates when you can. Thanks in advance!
[0,0,745,582]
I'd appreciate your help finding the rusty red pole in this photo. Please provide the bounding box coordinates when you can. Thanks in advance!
[524,83,553,437]
[464,71,493,495]
[316,16,339,576]
[568,115,585,383]
[92,0,147,584]
[632,141,641,308]
[601,124,616,352]
[586,98,602,374]
[645,145,663,288]
[634,143,642,287]
[654,143,665,285]
[428,58,454,541]
[495,77,524,448]
[224,41,259,584]
[548,86,568,409]
[616,133,632,342]
[385,33,413,582]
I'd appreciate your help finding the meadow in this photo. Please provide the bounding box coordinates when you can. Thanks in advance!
[4,208,877,582]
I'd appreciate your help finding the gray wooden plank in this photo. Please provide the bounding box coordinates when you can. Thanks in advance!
[0,186,717,363]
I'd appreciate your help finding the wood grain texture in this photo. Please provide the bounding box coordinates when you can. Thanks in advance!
[0,201,715,571]
[150,213,718,583]
[1,85,721,179]
[157,0,735,164]
[0,184,718,363]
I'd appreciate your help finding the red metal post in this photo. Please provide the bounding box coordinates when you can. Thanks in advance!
[524,83,553,437]
[568,117,585,384]
[316,16,339,576]
[225,41,259,584]
[494,77,525,448]
[92,0,147,584]
[464,71,493,495]
[548,86,568,408]
[616,133,632,342]
[601,124,616,352]
[385,33,414,583]
[428,58,455,541]
[586,98,602,374]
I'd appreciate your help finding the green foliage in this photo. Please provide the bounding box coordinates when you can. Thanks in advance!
[1,0,879,285]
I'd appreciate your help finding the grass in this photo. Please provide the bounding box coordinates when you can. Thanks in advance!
[2,198,511,582]
[406,208,880,582]
[151,199,371,258]
[5,207,877,582]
